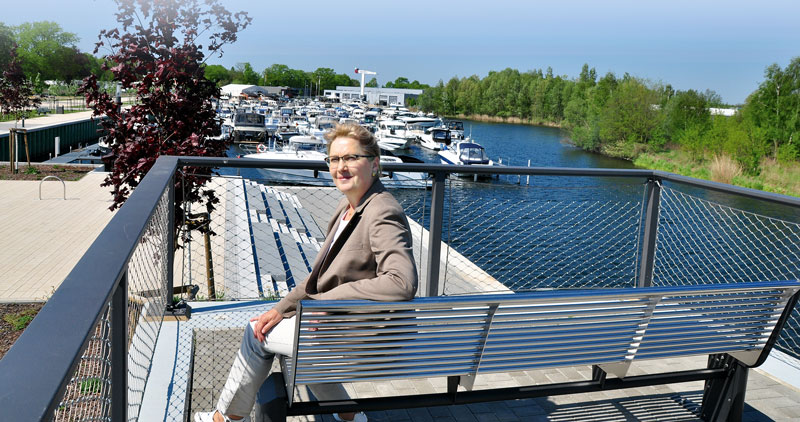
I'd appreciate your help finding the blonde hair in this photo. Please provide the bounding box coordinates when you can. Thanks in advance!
[324,123,381,174]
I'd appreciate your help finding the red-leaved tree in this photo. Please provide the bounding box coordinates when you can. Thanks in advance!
[0,43,41,126]
[80,0,250,220]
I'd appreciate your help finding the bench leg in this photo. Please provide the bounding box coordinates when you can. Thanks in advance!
[255,373,288,422]
[700,354,748,422]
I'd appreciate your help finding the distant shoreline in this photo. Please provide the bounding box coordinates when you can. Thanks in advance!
[446,114,562,129]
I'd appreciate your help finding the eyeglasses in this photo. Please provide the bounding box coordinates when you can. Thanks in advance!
[324,154,375,166]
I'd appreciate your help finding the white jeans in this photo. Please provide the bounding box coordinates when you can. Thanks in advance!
[216,317,350,417]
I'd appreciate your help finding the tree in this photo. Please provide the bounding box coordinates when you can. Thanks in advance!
[663,89,710,142]
[12,21,80,81]
[79,0,250,217]
[0,23,14,71]
[233,62,259,85]
[0,43,40,125]
[597,78,664,150]
[748,58,800,158]
[204,64,231,86]
[366,77,378,87]
[0,43,41,170]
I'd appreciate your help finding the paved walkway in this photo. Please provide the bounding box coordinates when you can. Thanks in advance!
[0,110,95,135]
[0,171,115,301]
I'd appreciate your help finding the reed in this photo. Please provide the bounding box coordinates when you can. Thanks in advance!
[710,154,742,184]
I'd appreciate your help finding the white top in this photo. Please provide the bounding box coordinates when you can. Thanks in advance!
[327,210,350,255]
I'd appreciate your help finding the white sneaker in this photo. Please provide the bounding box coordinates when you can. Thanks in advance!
[333,412,367,422]
[194,410,251,422]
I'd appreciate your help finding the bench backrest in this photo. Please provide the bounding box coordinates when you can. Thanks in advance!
[285,281,800,401]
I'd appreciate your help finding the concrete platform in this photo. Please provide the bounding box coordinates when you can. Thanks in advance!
[0,171,115,301]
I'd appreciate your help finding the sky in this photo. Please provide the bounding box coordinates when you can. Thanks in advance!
[3,0,800,105]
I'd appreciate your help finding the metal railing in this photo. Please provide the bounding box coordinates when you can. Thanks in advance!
[1,157,799,421]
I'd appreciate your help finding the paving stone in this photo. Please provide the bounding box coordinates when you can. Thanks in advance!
[383,408,411,421]
[405,407,434,422]
[411,379,436,394]
[447,405,479,422]
[426,406,452,418]
[471,413,500,422]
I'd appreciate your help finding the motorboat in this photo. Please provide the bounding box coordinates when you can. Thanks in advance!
[400,116,439,140]
[232,112,267,143]
[418,127,451,151]
[446,120,466,140]
[375,120,412,150]
[437,141,496,179]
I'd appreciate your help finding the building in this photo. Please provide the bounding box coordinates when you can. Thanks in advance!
[323,86,423,105]
[220,84,295,99]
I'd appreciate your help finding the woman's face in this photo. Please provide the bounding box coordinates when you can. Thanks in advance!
[328,136,378,201]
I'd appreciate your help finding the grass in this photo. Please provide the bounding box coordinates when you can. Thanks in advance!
[634,148,800,197]
[709,154,742,184]
[3,308,39,331]
[79,377,104,395]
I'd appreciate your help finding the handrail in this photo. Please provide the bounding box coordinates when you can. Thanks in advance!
[0,156,178,421]
[0,154,798,421]
[39,175,66,200]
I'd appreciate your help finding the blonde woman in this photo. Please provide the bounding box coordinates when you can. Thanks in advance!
[196,123,418,422]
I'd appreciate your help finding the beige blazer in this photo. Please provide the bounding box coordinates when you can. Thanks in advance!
[272,180,418,316]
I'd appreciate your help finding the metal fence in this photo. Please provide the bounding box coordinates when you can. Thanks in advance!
[1,157,799,422]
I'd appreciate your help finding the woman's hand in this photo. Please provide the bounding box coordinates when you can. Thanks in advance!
[250,308,283,342]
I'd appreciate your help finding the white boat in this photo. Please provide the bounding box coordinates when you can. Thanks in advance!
[376,120,412,150]
[418,127,452,151]
[243,137,426,188]
[437,141,496,179]
[400,116,439,140]
[446,120,466,140]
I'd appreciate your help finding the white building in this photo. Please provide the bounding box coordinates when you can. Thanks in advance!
[323,86,423,105]
[220,84,293,98]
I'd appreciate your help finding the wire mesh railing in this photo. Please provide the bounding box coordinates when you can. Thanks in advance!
[176,170,432,302]
[52,185,171,422]
[2,157,800,421]
[653,184,800,360]
[433,180,645,293]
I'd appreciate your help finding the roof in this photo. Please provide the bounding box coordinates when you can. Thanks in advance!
[220,84,253,97]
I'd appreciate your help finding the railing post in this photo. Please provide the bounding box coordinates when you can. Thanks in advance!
[638,178,662,287]
[167,172,175,298]
[424,171,446,297]
[111,272,128,422]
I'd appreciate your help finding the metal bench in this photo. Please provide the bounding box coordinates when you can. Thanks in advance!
[257,281,800,421]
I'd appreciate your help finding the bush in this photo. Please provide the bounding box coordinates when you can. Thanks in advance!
[776,142,798,164]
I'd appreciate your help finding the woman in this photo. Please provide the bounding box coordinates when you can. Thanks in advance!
[196,123,418,422]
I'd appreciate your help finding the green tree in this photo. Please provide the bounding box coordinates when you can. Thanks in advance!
[232,62,259,85]
[311,67,337,92]
[204,64,231,86]
[366,77,378,87]
[663,89,711,142]
[262,63,291,86]
[747,58,800,158]
[0,23,14,71]
[597,78,664,151]
[12,21,80,81]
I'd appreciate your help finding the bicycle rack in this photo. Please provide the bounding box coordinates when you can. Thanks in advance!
[39,176,66,200]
